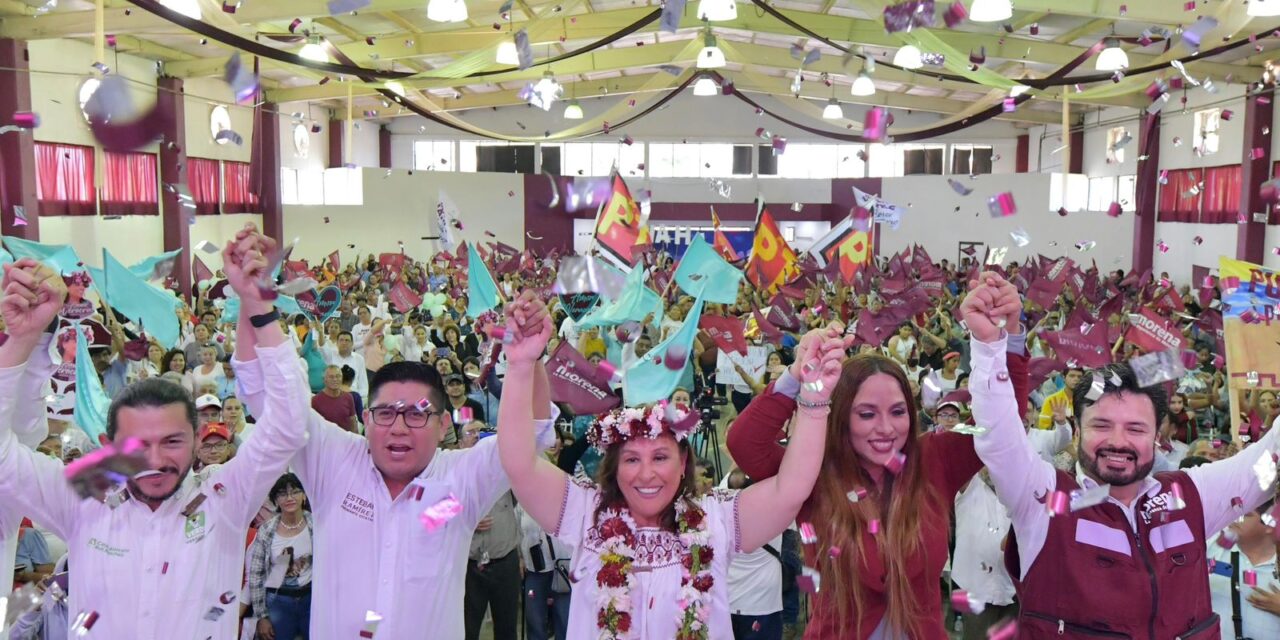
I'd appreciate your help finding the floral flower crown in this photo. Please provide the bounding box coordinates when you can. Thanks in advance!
[586,402,701,451]
[63,270,93,287]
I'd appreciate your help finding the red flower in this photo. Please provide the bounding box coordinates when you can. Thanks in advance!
[682,554,694,571]
[617,611,632,633]
[597,609,609,629]
[599,517,630,541]
[699,546,714,565]
[692,574,714,592]
[683,507,705,529]
[597,562,628,588]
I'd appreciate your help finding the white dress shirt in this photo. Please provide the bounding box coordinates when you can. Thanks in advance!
[324,351,368,399]
[234,356,558,640]
[1026,420,1072,464]
[952,479,1016,607]
[0,340,309,640]
[969,334,1280,579]
[1207,545,1280,639]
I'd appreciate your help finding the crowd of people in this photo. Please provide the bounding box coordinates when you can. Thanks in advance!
[0,222,1275,640]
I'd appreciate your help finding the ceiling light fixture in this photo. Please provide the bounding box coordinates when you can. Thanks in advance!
[1249,0,1280,16]
[563,100,584,119]
[299,35,328,62]
[967,0,1012,23]
[696,0,737,22]
[427,0,469,22]
[496,39,520,65]
[850,71,876,96]
[159,0,202,20]
[822,98,843,120]
[693,76,719,96]
[528,71,563,111]
[1095,37,1129,71]
[892,44,923,69]
[696,28,726,69]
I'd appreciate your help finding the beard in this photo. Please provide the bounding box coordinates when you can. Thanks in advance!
[1078,441,1153,488]
[127,465,190,506]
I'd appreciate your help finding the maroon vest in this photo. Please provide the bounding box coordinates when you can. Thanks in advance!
[1005,470,1220,640]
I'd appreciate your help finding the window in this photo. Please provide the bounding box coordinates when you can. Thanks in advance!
[1105,127,1129,164]
[222,161,260,213]
[867,144,903,177]
[413,140,456,171]
[757,145,778,176]
[468,142,535,173]
[561,142,640,177]
[836,144,867,178]
[34,143,95,216]
[777,144,839,179]
[732,145,753,175]
[951,144,993,175]
[100,151,159,216]
[649,143,734,178]
[1156,168,1203,222]
[1193,108,1221,156]
[1117,175,1137,212]
[322,167,364,205]
[188,158,221,215]
[902,144,945,175]
[1049,173,1089,212]
[281,168,299,205]
[1087,176,1117,212]
[296,171,324,205]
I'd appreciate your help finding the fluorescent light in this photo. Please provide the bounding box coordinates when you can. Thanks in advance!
[496,40,520,65]
[967,0,1012,22]
[1095,38,1129,71]
[299,40,328,62]
[159,0,202,20]
[822,99,843,120]
[693,77,719,96]
[427,0,468,22]
[893,45,923,70]
[696,32,726,69]
[563,100,584,120]
[697,0,737,22]
[1249,0,1280,16]
[850,72,876,96]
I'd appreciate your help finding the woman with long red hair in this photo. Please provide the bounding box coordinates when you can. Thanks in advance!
[728,322,1028,639]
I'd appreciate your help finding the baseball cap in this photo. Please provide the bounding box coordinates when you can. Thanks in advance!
[444,374,465,385]
[936,400,965,414]
[195,394,222,410]
[198,422,232,442]
[942,351,961,362]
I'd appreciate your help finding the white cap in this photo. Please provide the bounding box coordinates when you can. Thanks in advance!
[195,394,222,410]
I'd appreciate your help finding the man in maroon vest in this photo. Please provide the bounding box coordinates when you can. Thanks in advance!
[961,272,1278,639]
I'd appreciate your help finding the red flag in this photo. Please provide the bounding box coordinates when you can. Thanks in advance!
[752,308,785,344]
[710,208,742,262]
[855,308,897,347]
[379,253,406,280]
[699,315,748,356]
[388,282,424,314]
[1026,277,1066,310]
[327,250,340,273]
[192,255,214,285]
[594,174,643,267]
[546,341,622,414]
[744,208,798,294]
[767,294,800,331]
[1124,308,1184,353]
[1043,323,1112,368]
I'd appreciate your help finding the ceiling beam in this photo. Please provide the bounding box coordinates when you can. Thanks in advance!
[1052,17,1114,45]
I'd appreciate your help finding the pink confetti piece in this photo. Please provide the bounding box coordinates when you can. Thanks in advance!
[1244,569,1258,586]
[868,518,881,534]
[663,344,689,370]
[1002,97,1016,112]
[1184,0,1195,10]
[883,451,906,474]
[942,1,966,28]
[988,619,1018,640]
[622,134,634,146]
[1216,529,1238,549]
[1045,490,1069,516]
[1029,23,1039,35]
[359,611,383,638]
[863,107,887,141]
[798,521,817,544]
[106,34,117,48]
[827,546,842,558]
[419,494,464,531]
[950,590,985,614]
[771,135,787,154]
[1222,109,1233,121]
[219,591,237,605]
[1157,240,1170,254]
[1232,496,1244,510]
[797,566,820,593]
[969,46,986,66]
[1169,483,1186,510]
[71,611,99,635]
[12,111,39,129]
[222,0,239,12]
[1107,202,1122,217]
[1192,235,1203,245]
[289,18,303,32]
[1119,4,1127,16]
[987,191,1017,217]
[454,406,474,424]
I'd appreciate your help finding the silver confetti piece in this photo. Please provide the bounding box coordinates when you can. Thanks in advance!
[1009,228,1031,247]
[1069,484,1111,511]
[1129,348,1187,388]
[1085,373,1106,401]
[1254,453,1277,491]
[277,277,318,296]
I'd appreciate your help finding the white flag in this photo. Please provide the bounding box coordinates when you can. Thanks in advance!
[436,189,460,253]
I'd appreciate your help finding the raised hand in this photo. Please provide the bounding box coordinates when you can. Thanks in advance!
[221,224,277,308]
[788,322,844,382]
[502,291,552,364]
[796,330,851,404]
[1,259,66,340]
[961,271,1021,343]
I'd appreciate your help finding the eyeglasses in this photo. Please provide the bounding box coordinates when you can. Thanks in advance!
[369,402,443,429]
[276,488,305,499]
[199,441,230,452]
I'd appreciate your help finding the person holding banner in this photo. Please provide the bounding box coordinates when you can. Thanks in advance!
[498,289,843,639]
[728,322,1030,640]
[965,271,1280,639]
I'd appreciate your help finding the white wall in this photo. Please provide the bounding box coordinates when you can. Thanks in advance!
[277,101,329,172]
[879,173,1133,270]
[282,168,525,262]
[1153,222,1236,285]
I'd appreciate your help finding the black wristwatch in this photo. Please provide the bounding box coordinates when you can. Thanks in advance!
[249,308,280,328]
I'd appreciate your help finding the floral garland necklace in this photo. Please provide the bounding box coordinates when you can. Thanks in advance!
[594,498,714,640]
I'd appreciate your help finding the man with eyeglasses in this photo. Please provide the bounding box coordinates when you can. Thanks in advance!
[234,283,559,640]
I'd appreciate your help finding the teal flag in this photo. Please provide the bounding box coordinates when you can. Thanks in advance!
[673,234,743,304]
[128,248,183,281]
[102,250,182,349]
[467,243,501,318]
[72,328,110,445]
[4,237,83,275]
[578,265,663,329]
[622,294,706,405]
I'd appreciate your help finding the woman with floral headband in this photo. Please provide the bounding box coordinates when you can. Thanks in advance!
[497,294,845,639]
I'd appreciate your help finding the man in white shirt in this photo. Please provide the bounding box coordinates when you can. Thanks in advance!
[233,289,559,640]
[324,331,368,401]
[722,468,784,639]
[952,472,1017,640]
[350,306,375,348]
[0,231,310,640]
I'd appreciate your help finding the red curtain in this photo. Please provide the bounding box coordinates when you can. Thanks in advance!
[1156,168,1204,223]
[101,151,159,216]
[222,161,259,214]
[34,143,95,216]
[1199,164,1241,224]
[187,158,221,215]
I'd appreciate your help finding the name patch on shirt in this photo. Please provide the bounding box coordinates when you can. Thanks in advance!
[185,512,208,543]
[1140,489,1180,526]
[87,537,130,558]
[341,492,375,522]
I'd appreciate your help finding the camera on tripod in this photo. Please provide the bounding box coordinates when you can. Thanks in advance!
[695,386,727,422]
